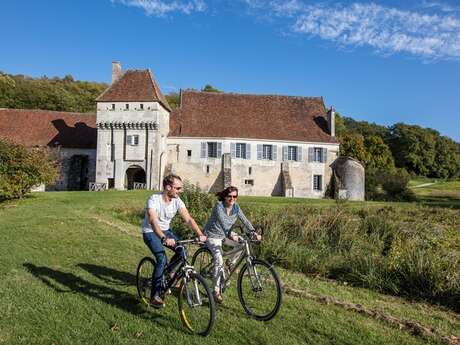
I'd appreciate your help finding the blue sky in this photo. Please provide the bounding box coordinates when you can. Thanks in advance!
[1,0,459,141]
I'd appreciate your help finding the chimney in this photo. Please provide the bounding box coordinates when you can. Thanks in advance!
[327,107,335,137]
[112,61,122,84]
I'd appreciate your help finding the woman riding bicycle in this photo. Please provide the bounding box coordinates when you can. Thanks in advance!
[203,186,261,304]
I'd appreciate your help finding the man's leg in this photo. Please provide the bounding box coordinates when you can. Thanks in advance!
[143,232,167,303]
[163,229,184,274]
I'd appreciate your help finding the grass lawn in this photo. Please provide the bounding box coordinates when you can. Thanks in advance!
[410,180,460,208]
[1,191,459,344]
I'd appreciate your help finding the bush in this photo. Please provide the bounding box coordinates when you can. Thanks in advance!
[366,168,416,201]
[0,139,58,200]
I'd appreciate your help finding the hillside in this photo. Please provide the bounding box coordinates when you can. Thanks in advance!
[0,191,459,344]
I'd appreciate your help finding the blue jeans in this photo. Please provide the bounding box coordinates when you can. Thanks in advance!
[143,230,184,297]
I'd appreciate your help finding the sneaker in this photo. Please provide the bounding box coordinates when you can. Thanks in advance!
[149,295,165,309]
[213,291,223,304]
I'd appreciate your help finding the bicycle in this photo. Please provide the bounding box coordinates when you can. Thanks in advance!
[191,226,282,321]
[136,238,216,336]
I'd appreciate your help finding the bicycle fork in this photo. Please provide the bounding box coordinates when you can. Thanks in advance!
[183,268,202,307]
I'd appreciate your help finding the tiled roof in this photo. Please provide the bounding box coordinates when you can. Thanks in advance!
[0,109,97,149]
[170,90,338,143]
[96,69,171,111]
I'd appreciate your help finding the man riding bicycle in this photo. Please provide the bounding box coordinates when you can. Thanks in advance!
[141,174,207,308]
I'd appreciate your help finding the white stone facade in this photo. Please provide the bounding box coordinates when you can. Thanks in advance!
[95,101,169,190]
[166,137,339,198]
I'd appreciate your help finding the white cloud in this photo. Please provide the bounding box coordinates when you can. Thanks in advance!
[112,0,206,16]
[259,1,460,61]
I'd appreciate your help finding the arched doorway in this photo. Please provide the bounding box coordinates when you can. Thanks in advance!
[125,165,146,190]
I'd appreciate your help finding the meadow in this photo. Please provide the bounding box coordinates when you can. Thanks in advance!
[0,185,459,344]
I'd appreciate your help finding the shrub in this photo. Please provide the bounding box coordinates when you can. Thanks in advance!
[0,139,58,200]
[365,168,416,201]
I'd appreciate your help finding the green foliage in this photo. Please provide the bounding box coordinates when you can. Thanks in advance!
[165,92,180,109]
[365,135,395,171]
[339,133,370,164]
[201,84,221,92]
[0,71,107,112]
[0,139,58,200]
[365,168,416,201]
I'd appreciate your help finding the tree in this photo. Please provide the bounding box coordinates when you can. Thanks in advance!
[165,92,180,109]
[201,84,221,93]
[0,139,58,200]
[364,135,395,171]
[339,134,369,165]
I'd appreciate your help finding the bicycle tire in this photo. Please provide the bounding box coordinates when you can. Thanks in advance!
[237,258,282,321]
[191,247,214,289]
[136,256,156,306]
[177,272,216,336]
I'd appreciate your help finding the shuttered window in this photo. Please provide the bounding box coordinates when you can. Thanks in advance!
[262,145,272,160]
[201,142,222,158]
[287,146,297,161]
[236,143,246,159]
[309,147,328,163]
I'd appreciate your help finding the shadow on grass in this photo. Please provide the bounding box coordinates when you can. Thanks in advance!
[77,263,135,286]
[23,263,184,333]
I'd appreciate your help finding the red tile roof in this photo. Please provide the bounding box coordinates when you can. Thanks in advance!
[170,91,338,143]
[96,69,171,111]
[0,109,97,149]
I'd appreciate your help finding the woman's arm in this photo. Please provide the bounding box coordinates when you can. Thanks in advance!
[237,205,255,234]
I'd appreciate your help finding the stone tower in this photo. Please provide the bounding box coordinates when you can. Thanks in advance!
[95,62,171,190]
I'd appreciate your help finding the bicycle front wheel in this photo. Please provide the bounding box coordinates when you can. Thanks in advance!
[237,258,282,321]
[136,257,155,306]
[178,272,216,336]
[191,247,214,288]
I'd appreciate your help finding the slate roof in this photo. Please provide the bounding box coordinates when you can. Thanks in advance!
[0,109,97,149]
[96,69,171,111]
[170,90,338,143]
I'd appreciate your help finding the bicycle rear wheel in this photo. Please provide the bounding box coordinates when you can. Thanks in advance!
[237,258,282,321]
[136,257,156,306]
[191,247,214,288]
[178,272,216,336]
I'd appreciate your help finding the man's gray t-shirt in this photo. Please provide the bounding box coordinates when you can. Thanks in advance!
[141,193,185,233]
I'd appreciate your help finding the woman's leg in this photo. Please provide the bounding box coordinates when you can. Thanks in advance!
[206,238,224,293]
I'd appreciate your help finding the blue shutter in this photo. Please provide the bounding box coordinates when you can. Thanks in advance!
[257,144,262,160]
[322,148,327,163]
[272,145,277,160]
[246,143,251,160]
[283,146,288,161]
[297,146,303,162]
[217,142,222,157]
[308,147,314,162]
[201,142,207,158]
[231,143,236,159]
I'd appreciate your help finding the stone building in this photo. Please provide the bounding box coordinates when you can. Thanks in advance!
[0,61,346,198]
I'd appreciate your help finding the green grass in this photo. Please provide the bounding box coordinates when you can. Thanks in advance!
[410,179,460,208]
[1,191,459,344]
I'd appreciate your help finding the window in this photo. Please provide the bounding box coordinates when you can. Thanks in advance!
[245,179,254,186]
[248,167,252,175]
[111,104,115,110]
[309,147,327,163]
[262,145,272,160]
[207,142,217,158]
[287,146,298,161]
[125,104,129,110]
[126,135,139,146]
[187,150,192,157]
[206,165,210,174]
[313,175,322,191]
[236,143,247,159]
[201,142,222,158]
[140,103,144,110]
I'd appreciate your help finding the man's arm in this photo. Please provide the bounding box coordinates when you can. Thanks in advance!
[147,208,175,246]
[178,207,206,241]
